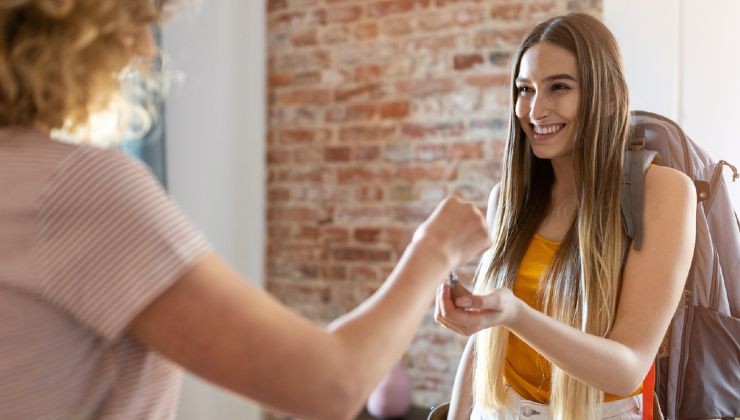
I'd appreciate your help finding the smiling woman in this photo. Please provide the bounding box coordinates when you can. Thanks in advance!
[435,12,696,420]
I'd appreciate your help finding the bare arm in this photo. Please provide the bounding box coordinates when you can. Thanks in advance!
[130,196,491,420]
[438,167,697,396]
[447,336,475,420]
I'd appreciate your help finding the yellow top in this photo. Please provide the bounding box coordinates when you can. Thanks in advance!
[504,233,642,403]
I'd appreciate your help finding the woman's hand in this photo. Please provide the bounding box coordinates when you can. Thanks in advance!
[434,283,524,336]
[411,195,492,269]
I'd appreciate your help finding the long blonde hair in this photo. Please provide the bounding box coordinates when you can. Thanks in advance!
[472,13,631,419]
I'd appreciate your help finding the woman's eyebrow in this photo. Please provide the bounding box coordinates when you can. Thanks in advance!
[515,74,578,83]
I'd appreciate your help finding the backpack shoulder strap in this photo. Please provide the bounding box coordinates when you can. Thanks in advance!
[622,126,658,251]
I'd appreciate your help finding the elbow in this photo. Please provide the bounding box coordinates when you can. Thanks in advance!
[313,378,365,420]
[601,362,647,397]
[604,377,644,398]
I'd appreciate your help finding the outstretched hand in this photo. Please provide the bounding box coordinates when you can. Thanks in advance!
[434,282,523,336]
[411,195,492,269]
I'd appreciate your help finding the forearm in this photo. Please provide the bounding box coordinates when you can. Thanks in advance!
[448,337,475,420]
[508,304,644,396]
[326,239,454,415]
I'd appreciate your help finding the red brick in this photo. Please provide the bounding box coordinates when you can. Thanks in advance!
[454,7,485,26]
[401,121,464,139]
[353,64,384,82]
[473,28,529,49]
[323,265,347,281]
[323,227,350,242]
[354,22,379,40]
[368,0,431,17]
[319,25,350,44]
[297,226,320,240]
[435,0,481,5]
[269,72,293,87]
[464,73,509,88]
[353,145,382,161]
[290,27,318,47]
[337,167,394,183]
[333,206,392,223]
[339,125,396,142]
[453,53,484,70]
[356,185,384,201]
[350,266,379,282]
[314,5,363,24]
[396,78,455,96]
[335,82,384,102]
[268,224,292,240]
[270,50,330,72]
[291,71,322,85]
[325,103,376,123]
[269,167,330,183]
[354,228,382,243]
[490,3,526,21]
[268,187,292,202]
[292,147,323,164]
[396,163,457,181]
[270,10,324,30]
[451,141,484,159]
[268,0,288,13]
[324,146,352,162]
[380,18,415,36]
[279,88,332,105]
[267,206,319,221]
[417,10,453,31]
[267,149,291,165]
[277,128,332,145]
[332,247,392,262]
[379,100,411,119]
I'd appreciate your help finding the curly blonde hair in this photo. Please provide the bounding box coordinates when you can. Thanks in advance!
[0,0,172,131]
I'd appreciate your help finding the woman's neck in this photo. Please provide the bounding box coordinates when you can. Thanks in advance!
[550,154,577,200]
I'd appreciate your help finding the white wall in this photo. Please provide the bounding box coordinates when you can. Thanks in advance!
[163,1,265,419]
[605,0,740,210]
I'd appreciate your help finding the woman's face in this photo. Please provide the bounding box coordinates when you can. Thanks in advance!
[515,42,580,160]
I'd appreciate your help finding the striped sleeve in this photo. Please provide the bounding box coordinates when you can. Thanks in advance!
[35,146,211,341]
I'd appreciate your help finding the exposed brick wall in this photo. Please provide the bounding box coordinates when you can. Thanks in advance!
[265,0,602,409]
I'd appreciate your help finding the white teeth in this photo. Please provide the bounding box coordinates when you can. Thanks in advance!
[534,124,563,135]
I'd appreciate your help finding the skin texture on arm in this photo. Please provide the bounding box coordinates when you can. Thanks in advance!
[436,166,697,396]
[446,336,475,420]
[130,196,492,420]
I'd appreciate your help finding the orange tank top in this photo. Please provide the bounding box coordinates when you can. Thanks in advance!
[504,233,641,403]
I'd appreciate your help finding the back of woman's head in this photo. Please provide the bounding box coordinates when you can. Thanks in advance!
[474,13,631,420]
[0,0,173,131]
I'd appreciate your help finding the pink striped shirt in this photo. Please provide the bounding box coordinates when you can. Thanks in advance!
[0,128,211,419]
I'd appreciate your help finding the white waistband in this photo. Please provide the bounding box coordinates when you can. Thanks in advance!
[470,385,642,419]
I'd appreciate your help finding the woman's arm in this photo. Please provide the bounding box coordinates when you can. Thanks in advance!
[437,166,697,396]
[447,336,476,420]
[129,196,491,420]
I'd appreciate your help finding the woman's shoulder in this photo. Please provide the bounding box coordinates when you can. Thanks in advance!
[643,165,696,217]
[645,165,695,197]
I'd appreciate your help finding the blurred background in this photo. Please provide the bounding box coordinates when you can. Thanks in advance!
[149,0,740,418]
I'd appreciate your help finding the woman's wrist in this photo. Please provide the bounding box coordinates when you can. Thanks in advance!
[506,295,530,331]
[408,233,458,273]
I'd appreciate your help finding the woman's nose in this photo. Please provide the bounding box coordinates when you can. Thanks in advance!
[529,92,551,120]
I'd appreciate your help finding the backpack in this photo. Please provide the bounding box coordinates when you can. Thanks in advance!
[622,110,740,419]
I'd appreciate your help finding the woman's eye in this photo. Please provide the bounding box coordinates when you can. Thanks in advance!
[552,83,570,91]
[517,86,534,94]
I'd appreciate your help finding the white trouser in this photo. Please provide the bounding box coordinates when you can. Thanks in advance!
[470,385,642,419]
